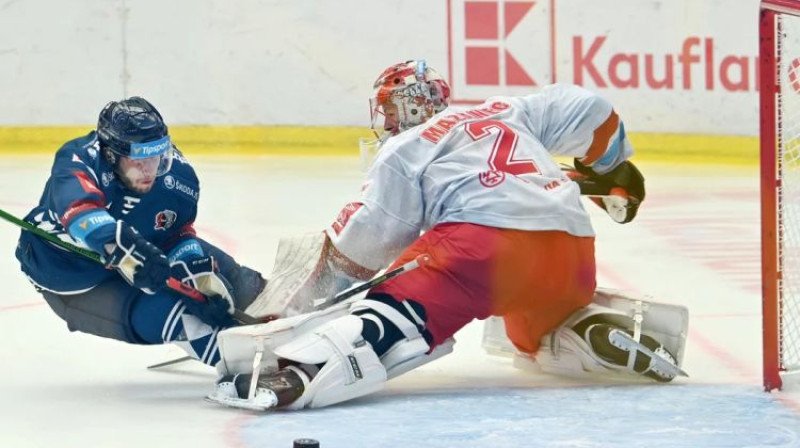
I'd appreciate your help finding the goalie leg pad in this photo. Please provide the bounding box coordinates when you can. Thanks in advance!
[215,299,352,376]
[351,294,453,379]
[484,288,689,382]
[209,314,387,410]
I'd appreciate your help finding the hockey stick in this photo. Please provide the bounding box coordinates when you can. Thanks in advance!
[0,207,259,325]
[311,253,431,310]
[149,254,432,369]
[146,355,194,369]
[561,165,623,197]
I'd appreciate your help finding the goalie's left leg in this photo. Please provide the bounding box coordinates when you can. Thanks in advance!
[486,288,689,382]
[208,294,455,411]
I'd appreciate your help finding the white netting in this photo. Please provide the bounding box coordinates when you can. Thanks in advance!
[778,12,800,374]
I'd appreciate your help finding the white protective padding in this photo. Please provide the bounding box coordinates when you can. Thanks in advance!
[274,315,387,409]
[350,298,455,379]
[216,298,354,376]
[245,232,355,319]
[217,296,457,408]
[482,287,689,381]
[385,337,456,380]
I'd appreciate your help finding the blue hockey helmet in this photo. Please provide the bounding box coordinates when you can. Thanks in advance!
[97,97,174,192]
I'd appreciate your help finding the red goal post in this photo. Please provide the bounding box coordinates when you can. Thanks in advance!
[761,0,800,391]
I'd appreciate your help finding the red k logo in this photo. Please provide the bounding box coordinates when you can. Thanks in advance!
[448,0,554,103]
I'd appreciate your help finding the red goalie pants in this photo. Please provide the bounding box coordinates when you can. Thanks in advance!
[370,223,596,354]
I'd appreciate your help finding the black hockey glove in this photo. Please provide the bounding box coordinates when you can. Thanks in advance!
[170,256,237,328]
[104,221,170,293]
[573,159,645,224]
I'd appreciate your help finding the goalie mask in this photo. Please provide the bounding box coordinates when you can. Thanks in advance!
[360,60,451,170]
[97,97,174,194]
[369,60,451,138]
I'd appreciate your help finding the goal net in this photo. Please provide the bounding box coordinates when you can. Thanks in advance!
[761,0,800,391]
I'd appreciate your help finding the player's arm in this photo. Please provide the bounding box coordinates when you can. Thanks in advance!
[515,84,644,223]
[325,160,424,275]
[51,151,169,293]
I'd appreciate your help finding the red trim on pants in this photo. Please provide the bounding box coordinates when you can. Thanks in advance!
[370,223,596,353]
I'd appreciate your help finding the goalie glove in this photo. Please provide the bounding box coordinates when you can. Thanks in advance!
[571,159,645,224]
[170,256,237,328]
[103,221,170,294]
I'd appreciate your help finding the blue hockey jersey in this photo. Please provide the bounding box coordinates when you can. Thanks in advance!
[16,131,202,294]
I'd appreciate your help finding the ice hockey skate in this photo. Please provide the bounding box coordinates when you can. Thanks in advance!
[581,322,687,382]
[207,366,309,411]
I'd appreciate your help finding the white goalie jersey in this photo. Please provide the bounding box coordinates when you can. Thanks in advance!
[328,84,634,271]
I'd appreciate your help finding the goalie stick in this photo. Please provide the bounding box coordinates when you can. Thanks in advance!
[311,253,431,310]
[0,207,260,325]
[148,254,431,369]
[561,164,629,198]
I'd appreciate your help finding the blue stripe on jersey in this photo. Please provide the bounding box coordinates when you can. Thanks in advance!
[167,238,204,263]
[67,209,115,249]
[594,122,625,172]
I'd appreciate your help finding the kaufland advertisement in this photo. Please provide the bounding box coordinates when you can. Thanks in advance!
[448,0,762,136]
[0,0,771,137]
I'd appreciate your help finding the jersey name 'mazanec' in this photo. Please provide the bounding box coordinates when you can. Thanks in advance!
[421,101,511,143]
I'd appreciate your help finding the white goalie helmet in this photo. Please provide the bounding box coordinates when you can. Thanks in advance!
[368,59,451,138]
[360,60,451,170]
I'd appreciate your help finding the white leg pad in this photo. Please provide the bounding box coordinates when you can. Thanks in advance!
[483,287,689,380]
[274,315,387,409]
[350,298,455,379]
[216,299,352,376]
[385,337,455,380]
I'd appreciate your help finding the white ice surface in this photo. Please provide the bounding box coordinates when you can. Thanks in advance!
[1,156,798,448]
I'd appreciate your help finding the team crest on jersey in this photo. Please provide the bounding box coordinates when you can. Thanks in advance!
[155,209,177,231]
[479,170,505,188]
[101,171,114,187]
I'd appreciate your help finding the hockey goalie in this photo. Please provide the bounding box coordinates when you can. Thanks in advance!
[206,60,688,411]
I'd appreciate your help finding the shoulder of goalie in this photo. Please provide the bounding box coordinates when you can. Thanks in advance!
[210,298,455,410]
[570,159,645,224]
[483,287,688,382]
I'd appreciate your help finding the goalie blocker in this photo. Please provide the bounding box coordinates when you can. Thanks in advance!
[483,287,688,382]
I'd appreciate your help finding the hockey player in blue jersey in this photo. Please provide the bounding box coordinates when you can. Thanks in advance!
[15,97,267,366]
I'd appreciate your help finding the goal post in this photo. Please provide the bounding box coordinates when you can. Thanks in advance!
[760,0,800,391]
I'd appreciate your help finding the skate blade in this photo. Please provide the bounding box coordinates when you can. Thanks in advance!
[205,393,278,412]
[610,330,689,378]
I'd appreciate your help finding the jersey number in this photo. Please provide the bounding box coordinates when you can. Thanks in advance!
[464,120,539,175]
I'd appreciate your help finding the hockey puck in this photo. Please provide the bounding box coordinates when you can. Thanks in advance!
[293,438,320,448]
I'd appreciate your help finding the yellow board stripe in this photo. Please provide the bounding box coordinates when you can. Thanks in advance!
[0,126,758,165]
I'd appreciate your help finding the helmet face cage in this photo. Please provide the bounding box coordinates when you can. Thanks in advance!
[369,60,451,137]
